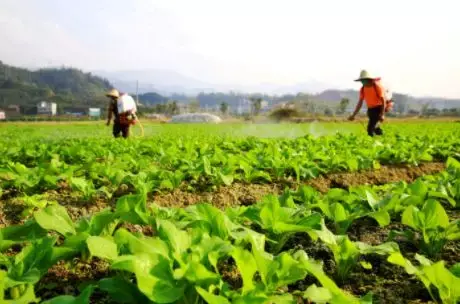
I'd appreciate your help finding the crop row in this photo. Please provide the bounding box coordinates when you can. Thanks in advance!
[1,158,459,303]
[1,127,460,198]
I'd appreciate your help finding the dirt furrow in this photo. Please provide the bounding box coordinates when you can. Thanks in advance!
[152,162,445,208]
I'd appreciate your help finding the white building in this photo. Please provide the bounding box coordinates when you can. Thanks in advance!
[0,111,5,120]
[37,101,57,116]
[88,108,101,117]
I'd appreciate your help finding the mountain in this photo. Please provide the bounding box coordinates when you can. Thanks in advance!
[95,69,334,96]
[94,69,215,96]
[0,61,114,110]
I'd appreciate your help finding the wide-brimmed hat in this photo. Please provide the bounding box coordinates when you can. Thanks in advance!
[354,70,380,81]
[105,89,120,98]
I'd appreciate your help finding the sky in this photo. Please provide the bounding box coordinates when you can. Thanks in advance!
[1,0,459,98]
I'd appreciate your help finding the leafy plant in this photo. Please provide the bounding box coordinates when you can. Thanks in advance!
[388,253,460,304]
[399,199,460,257]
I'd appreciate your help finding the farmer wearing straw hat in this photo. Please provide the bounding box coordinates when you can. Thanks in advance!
[348,70,387,136]
[105,89,130,138]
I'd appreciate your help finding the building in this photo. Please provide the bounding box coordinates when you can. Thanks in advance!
[0,110,5,120]
[63,107,85,116]
[7,104,20,113]
[88,108,101,117]
[3,105,21,118]
[37,101,57,116]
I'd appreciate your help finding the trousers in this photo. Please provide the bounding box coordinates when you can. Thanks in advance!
[113,120,130,138]
[367,106,383,137]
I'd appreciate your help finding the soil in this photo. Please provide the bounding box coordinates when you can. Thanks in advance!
[0,161,454,304]
[152,162,446,208]
[37,258,113,303]
[118,222,155,237]
[284,232,435,304]
[217,258,243,290]
[307,162,445,193]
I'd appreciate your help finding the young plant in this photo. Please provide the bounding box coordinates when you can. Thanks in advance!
[112,220,232,303]
[317,224,399,283]
[400,199,460,257]
[388,253,460,304]
[41,285,95,304]
[241,195,322,254]
[0,236,75,302]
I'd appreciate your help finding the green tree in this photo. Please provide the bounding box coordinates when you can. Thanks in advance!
[338,98,350,114]
[394,94,408,114]
[169,101,179,115]
[324,107,334,116]
[220,102,229,116]
[250,97,262,116]
[188,99,200,113]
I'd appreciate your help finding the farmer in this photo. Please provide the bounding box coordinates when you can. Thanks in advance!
[105,89,130,138]
[348,70,387,136]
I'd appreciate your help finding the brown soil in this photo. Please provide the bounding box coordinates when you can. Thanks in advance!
[285,232,435,304]
[152,183,283,209]
[118,222,155,237]
[218,259,243,290]
[308,162,445,193]
[37,258,112,303]
[152,162,446,208]
[0,191,111,227]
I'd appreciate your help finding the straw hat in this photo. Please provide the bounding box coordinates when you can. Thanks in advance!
[354,70,380,81]
[105,89,120,98]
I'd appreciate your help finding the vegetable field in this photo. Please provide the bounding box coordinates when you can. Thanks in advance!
[0,121,459,304]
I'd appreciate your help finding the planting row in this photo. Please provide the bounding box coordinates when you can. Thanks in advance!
[0,158,459,303]
[1,125,460,198]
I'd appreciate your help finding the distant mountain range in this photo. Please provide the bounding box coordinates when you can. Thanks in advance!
[94,69,333,96]
[94,68,460,110]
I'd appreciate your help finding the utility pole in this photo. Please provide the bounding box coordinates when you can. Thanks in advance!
[135,80,139,105]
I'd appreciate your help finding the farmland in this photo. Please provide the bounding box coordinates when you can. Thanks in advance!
[0,121,459,304]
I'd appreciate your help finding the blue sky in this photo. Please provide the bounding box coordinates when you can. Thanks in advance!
[1,0,459,97]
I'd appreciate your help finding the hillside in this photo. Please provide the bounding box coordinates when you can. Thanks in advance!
[0,61,114,111]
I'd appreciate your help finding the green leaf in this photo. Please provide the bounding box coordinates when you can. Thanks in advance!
[368,210,391,227]
[304,284,332,303]
[203,156,212,175]
[34,205,76,236]
[86,236,118,260]
[346,159,359,171]
[299,255,361,303]
[180,261,220,285]
[41,285,95,304]
[450,263,460,278]
[401,206,419,230]
[231,247,257,294]
[365,190,380,210]
[330,203,348,223]
[112,254,185,303]
[0,283,39,304]
[114,229,169,258]
[409,180,428,198]
[99,276,152,304]
[422,199,449,229]
[218,172,234,186]
[192,204,232,240]
[268,252,309,289]
[0,221,47,251]
[157,220,191,258]
[196,287,231,304]
[422,261,460,303]
[115,194,149,225]
[360,261,373,270]
[387,253,418,275]
[7,237,61,287]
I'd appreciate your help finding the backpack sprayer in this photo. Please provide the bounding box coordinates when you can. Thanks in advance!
[117,94,144,137]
